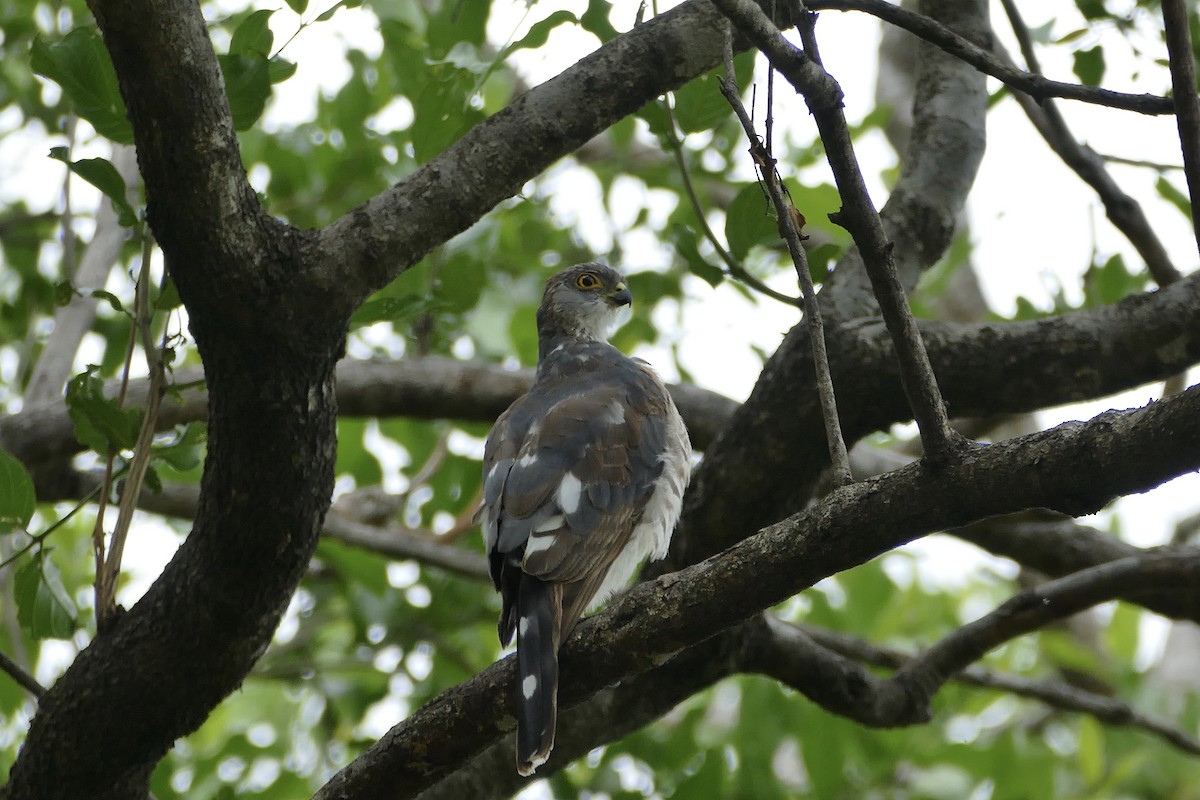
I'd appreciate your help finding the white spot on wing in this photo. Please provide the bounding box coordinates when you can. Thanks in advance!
[518,452,538,467]
[533,515,564,533]
[522,675,538,699]
[519,616,530,636]
[525,534,557,555]
[558,473,582,514]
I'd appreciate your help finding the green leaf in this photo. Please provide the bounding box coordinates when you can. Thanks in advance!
[671,225,724,287]
[1083,253,1147,307]
[672,52,752,134]
[411,77,474,163]
[284,0,308,13]
[65,366,143,453]
[1078,716,1105,785]
[217,53,272,131]
[55,280,78,306]
[153,423,207,472]
[230,9,276,57]
[1072,46,1105,87]
[89,289,128,315]
[316,0,365,22]
[725,183,776,260]
[14,553,78,640]
[1106,603,1140,663]
[1156,175,1191,217]
[0,450,36,532]
[153,275,182,310]
[30,28,134,143]
[498,10,577,61]
[47,149,139,227]
[269,57,298,85]
[350,295,431,327]
[579,0,619,42]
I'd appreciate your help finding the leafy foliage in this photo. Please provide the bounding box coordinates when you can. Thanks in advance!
[1,0,1197,797]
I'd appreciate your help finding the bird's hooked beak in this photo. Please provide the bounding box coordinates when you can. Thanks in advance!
[608,281,632,307]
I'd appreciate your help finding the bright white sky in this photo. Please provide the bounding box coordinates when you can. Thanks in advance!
[9,0,1200,755]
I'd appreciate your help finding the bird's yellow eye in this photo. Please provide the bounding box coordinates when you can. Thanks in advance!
[576,273,600,290]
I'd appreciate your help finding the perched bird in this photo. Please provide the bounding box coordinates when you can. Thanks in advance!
[481,263,691,776]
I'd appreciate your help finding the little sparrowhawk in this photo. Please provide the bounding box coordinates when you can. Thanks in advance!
[481,263,691,776]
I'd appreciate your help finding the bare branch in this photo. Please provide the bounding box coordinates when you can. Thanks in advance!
[1162,0,1200,261]
[0,650,45,699]
[796,621,1200,757]
[998,1,1182,287]
[810,0,1174,115]
[719,0,961,459]
[893,553,1200,711]
[718,24,852,486]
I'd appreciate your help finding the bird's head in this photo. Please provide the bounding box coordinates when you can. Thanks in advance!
[536,263,632,343]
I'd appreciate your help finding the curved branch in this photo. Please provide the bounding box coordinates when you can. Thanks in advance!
[793,621,1200,756]
[314,385,1200,799]
[893,552,1200,710]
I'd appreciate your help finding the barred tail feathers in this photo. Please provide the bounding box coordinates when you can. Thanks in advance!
[515,575,562,777]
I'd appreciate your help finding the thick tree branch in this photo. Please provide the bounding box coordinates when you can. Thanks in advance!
[0,359,737,475]
[809,0,1174,115]
[8,273,1200,489]
[106,476,490,581]
[315,385,1200,799]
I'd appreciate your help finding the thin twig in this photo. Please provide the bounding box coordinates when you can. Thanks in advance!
[96,235,167,629]
[999,0,1182,287]
[807,0,1173,116]
[718,24,852,486]
[0,650,45,698]
[717,0,962,461]
[1099,154,1184,171]
[660,99,802,307]
[1161,0,1200,262]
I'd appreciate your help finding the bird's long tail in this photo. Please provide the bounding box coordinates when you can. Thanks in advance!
[516,575,561,776]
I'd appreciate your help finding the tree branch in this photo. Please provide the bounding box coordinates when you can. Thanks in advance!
[312,0,769,312]
[718,22,852,486]
[669,0,990,569]
[314,385,1200,799]
[1162,0,1200,261]
[25,145,139,404]
[893,552,1200,711]
[0,651,45,699]
[997,1,1182,287]
[795,621,1200,757]
[809,0,1174,115]
[955,512,1200,623]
